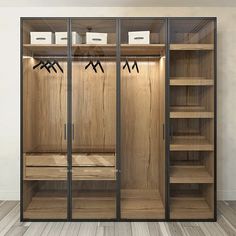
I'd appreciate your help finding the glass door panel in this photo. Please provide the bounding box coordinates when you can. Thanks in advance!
[120,19,166,219]
[71,19,117,219]
[169,18,215,220]
[22,19,68,219]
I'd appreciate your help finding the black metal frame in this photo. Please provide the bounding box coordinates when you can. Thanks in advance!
[20,16,217,222]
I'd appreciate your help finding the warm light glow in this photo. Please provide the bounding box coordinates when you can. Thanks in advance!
[23,56,33,59]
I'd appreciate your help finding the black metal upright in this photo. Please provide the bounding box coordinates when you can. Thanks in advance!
[116,18,121,220]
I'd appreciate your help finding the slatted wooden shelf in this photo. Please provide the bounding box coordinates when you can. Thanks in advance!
[121,189,165,219]
[170,106,214,118]
[72,191,116,219]
[23,44,165,57]
[170,197,213,219]
[170,166,213,183]
[24,153,116,181]
[72,153,115,167]
[170,136,214,151]
[170,77,214,86]
[170,44,214,50]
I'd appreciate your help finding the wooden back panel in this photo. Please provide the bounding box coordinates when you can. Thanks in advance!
[121,59,164,190]
[23,58,67,153]
[72,61,116,152]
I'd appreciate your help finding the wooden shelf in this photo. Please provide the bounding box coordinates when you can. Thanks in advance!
[170,135,214,151]
[121,44,165,56]
[170,77,214,86]
[72,191,116,219]
[121,189,165,219]
[170,197,213,219]
[170,106,214,118]
[23,43,165,57]
[72,153,115,167]
[170,44,214,51]
[170,166,213,183]
[23,191,67,219]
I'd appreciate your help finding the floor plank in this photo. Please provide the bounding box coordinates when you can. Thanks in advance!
[217,213,236,236]
[78,222,97,236]
[0,201,235,236]
[148,222,163,236]
[166,222,186,236]
[218,201,236,229]
[23,222,48,236]
[114,222,132,236]
[131,222,150,236]
[182,226,205,236]
[0,204,20,236]
[0,202,18,221]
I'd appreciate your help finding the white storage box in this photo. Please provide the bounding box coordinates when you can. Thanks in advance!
[55,32,82,44]
[128,31,150,44]
[30,32,54,44]
[86,32,107,44]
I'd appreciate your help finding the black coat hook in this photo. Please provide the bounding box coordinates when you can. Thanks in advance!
[123,59,131,73]
[85,60,97,73]
[47,61,57,73]
[54,60,63,73]
[33,60,44,70]
[40,60,51,73]
[132,60,139,73]
[94,60,104,73]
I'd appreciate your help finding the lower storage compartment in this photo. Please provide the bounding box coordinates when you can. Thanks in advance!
[23,181,68,219]
[72,180,116,219]
[170,183,214,219]
[121,189,165,219]
[72,190,116,219]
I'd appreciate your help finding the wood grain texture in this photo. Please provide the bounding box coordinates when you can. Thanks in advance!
[72,61,116,153]
[170,135,214,151]
[23,192,67,219]
[170,166,213,184]
[23,58,67,153]
[24,167,67,180]
[121,59,162,189]
[170,44,214,50]
[72,167,116,180]
[72,153,115,167]
[121,189,165,219]
[72,191,116,219]
[170,197,213,219]
[170,78,214,86]
[24,153,67,166]
[170,106,214,118]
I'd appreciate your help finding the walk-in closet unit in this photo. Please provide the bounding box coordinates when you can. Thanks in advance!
[21,17,216,221]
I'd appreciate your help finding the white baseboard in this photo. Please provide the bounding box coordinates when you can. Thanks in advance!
[217,190,236,200]
[0,191,19,200]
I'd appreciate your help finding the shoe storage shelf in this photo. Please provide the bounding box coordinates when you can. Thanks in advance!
[21,17,216,221]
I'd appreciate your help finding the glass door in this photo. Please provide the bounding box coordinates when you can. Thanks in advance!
[120,18,166,219]
[71,19,117,219]
[22,18,69,219]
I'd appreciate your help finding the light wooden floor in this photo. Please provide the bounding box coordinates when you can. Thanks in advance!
[0,201,236,236]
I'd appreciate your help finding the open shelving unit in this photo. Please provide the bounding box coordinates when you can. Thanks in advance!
[168,18,216,220]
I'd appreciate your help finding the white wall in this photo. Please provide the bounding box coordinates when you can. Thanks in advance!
[0,7,235,200]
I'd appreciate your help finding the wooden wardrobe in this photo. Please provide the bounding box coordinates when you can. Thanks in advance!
[21,17,216,221]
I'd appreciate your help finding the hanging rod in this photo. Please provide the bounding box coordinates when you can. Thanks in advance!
[31,55,161,60]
